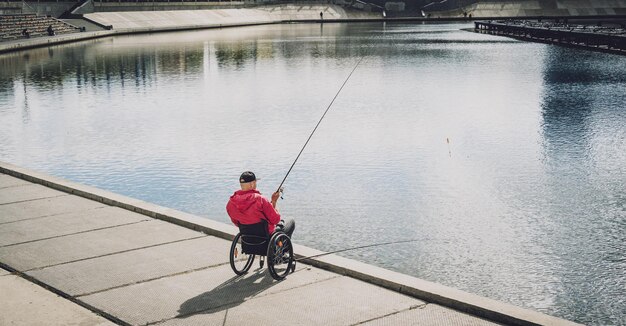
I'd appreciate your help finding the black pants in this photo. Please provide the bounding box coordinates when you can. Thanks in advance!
[275,218,295,238]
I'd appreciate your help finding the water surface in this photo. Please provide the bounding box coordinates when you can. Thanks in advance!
[1,22,624,325]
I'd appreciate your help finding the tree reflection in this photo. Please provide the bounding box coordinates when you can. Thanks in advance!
[0,40,207,92]
[0,22,492,93]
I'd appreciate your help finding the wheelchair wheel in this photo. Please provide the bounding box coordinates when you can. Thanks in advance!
[230,233,255,275]
[267,232,294,280]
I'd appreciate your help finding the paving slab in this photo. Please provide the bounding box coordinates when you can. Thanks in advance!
[0,206,150,247]
[0,174,30,188]
[0,184,66,205]
[156,310,225,326]
[0,275,116,326]
[0,268,9,276]
[157,276,426,326]
[29,236,231,296]
[361,303,501,326]
[81,264,339,325]
[0,220,203,271]
[0,195,107,224]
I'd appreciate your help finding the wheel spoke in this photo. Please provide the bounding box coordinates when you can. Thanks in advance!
[230,234,255,275]
[267,233,294,280]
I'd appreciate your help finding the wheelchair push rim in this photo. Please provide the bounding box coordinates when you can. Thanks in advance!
[230,233,255,275]
[267,232,294,280]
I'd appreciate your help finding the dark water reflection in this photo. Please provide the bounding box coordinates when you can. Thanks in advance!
[537,47,626,323]
[0,23,624,325]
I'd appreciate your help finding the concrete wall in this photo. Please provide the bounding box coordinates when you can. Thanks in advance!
[425,0,626,17]
[0,2,22,15]
[11,1,77,17]
[93,1,246,13]
[84,4,380,30]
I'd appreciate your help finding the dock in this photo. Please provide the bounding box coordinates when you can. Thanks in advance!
[0,162,580,326]
[474,20,626,55]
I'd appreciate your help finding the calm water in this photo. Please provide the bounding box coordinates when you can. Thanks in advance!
[1,22,624,324]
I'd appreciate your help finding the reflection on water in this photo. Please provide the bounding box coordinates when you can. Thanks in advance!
[0,22,624,325]
[537,47,626,322]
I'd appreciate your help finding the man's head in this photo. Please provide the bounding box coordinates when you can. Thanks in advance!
[239,171,257,190]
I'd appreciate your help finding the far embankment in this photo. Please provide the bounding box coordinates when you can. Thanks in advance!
[0,4,380,54]
[82,4,380,31]
[424,0,626,18]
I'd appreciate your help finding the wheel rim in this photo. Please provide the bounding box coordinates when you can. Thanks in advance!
[268,234,293,280]
[230,234,254,275]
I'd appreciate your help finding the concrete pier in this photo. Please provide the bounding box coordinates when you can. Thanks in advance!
[424,0,626,19]
[0,162,580,326]
[474,20,626,55]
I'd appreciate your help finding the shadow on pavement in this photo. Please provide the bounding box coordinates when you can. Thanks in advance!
[177,269,278,318]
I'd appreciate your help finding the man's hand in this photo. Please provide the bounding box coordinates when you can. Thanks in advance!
[271,191,280,207]
[271,191,280,202]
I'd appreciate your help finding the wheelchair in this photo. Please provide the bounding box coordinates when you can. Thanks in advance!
[229,220,296,280]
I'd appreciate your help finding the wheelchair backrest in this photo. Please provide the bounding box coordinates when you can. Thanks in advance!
[238,220,270,256]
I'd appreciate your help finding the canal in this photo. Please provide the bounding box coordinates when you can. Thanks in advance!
[0,22,624,325]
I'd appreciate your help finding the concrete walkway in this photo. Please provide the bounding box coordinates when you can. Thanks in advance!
[0,164,580,326]
[63,18,107,32]
[0,29,116,54]
[0,173,498,325]
[0,269,115,326]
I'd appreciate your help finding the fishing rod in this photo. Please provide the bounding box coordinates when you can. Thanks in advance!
[276,57,365,194]
[295,238,422,262]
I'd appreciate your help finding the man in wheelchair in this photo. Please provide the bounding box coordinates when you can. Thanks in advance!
[226,171,295,238]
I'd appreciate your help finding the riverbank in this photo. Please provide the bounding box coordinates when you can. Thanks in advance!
[3,5,625,55]
[0,4,381,54]
[0,161,581,325]
[81,4,380,30]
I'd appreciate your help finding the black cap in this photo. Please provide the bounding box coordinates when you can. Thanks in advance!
[239,171,256,183]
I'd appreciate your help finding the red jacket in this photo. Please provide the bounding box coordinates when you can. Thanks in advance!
[226,189,281,234]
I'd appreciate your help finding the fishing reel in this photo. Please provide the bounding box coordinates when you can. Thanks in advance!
[279,186,285,200]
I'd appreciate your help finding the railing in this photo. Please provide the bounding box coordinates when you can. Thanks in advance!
[475,20,626,54]
[478,20,626,36]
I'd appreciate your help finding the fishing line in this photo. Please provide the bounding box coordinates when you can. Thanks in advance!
[295,238,421,262]
[276,56,365,194]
